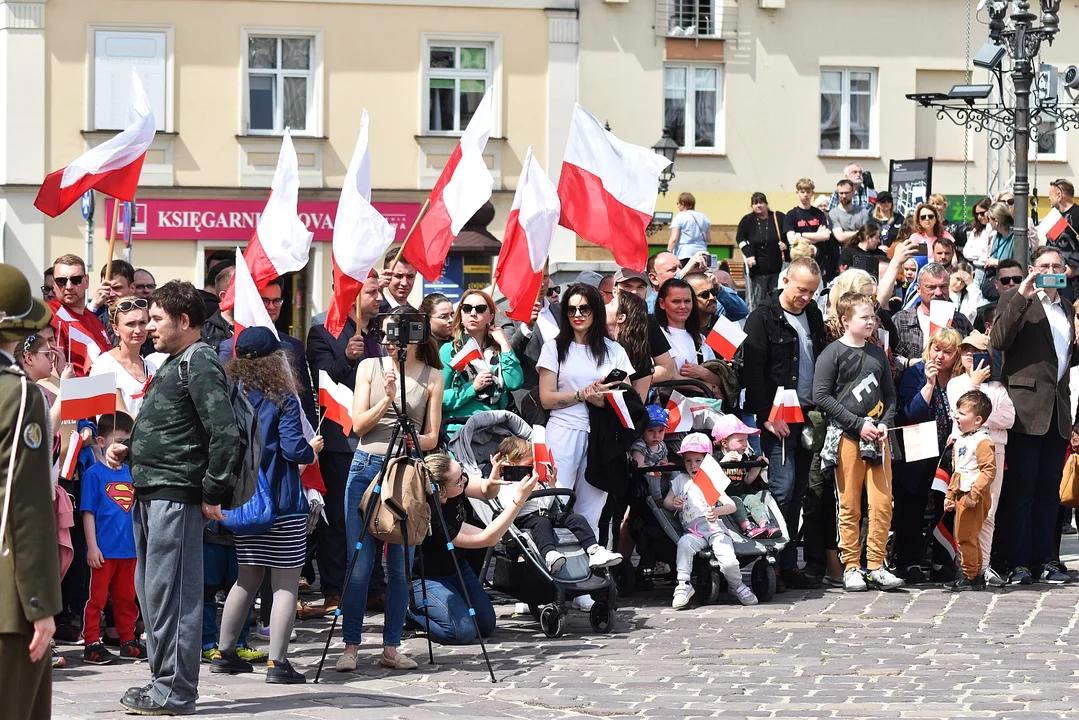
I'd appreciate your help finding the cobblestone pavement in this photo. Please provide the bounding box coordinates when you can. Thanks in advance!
[53,539,1079,719]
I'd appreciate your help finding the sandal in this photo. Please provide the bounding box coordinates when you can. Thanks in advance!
[52,645,66,669]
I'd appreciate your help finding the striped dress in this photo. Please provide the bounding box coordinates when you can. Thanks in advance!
[234,513,307,568]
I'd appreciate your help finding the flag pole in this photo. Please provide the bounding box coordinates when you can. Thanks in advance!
[781,437,785,466]
[103,199,121,282]
[388,198,431,272]
[316,407,325,436]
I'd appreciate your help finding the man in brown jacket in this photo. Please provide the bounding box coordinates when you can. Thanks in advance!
[0,263,62,719]
[990,246,1077,585]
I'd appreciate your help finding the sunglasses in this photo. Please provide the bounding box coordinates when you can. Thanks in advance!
[974,211,987,217]
[116,298,148,313]
[569,304,593,317]
[1006,198,1015,205]
[135,283,156,292]
[919,214,935,220]
[40,285,55,297]
[460,302,489,315]
[54,275,85,287]
[696,289,716,300]
[998,276,1022,285]
[261,297,284,308]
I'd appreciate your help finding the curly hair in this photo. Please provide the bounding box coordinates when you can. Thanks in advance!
[225,352,297,407]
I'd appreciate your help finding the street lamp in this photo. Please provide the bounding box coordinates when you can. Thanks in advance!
[906,0,1064,267]
[652,129,679,196]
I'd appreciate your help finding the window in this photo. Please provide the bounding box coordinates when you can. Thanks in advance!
[664,65,723,151]
[93,30,168,131]
[667,0,719,37]
[426,43,493,134]
[1033,116,1066,161]
[820,68,876,155]
[245,34,315,134]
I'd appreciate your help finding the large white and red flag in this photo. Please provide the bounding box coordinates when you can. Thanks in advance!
[402,89,495,280]
[494,146,560,322]
[557,104,672,271]
[692,454,731,507]
[60,373,117,422]
[325,110,397,338]
[665,389,694,433]
[532,424,553,483]
[220,130,313,310]
[317,370,354,430]
[231,247,279,351]
[704,315,748,361]
[35,69,155,217]
[449,338,486,373]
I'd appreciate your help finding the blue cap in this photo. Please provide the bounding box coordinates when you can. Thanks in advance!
[646,405,669,429]
[235,326,283,360]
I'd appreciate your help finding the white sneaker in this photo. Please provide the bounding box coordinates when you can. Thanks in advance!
[545,551,567,574]
[572,594,595,612]
[843,568,868,592]
[672,582,695,609]
[514,602,530,615]
[731,583,758,606]
[587,546,623,568]
[866,567,905,591]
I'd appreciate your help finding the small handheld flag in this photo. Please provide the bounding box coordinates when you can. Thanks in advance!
[692,454,731,507]
[532,424,553,482]
[606,390,634,429]
[61,431,83,480]
[60,373,117,422]
[704,315,747,362]
[317,370,355,432]
[665,389,694,432]
[449,338,486,373]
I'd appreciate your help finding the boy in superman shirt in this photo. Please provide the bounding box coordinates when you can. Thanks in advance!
[81,412,145,664]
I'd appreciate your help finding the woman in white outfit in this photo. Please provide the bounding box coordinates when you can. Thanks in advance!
[90,297,157,417]
[537,283,634,545]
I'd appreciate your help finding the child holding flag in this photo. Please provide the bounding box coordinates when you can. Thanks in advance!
[662,433,757,608]
[712,415,779,539]
[631,405,671,501]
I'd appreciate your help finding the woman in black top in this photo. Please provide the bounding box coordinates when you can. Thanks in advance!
[871,191,905,247]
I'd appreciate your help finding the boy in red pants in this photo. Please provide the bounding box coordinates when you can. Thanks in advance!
[82,412,144,663]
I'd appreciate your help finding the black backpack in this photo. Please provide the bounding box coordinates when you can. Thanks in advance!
[178,342,261,510]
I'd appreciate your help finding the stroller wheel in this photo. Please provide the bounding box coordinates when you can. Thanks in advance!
[539,604,566,638]
[693,567,724,605]
[589,601,615,633]
[528,604,542,623]
[751,561,777,602]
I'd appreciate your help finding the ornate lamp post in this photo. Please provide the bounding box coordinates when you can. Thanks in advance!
[652,129,679,196]
[906,0,1063,266]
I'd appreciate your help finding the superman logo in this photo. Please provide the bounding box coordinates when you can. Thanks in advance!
[106,482,136,513]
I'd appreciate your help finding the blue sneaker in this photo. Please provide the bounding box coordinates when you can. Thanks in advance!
[1009,566,1033,585]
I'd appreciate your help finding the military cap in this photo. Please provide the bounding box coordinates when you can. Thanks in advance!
[0,263,51,341]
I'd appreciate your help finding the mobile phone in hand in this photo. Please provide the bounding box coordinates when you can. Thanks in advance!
[603,368,628,384]
[972,352,990,371]
[501,465,533,483]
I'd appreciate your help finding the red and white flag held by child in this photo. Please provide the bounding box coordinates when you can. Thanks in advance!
[449,338,487,373]
[692,454,731,508]
[704,315,748,362]
[532,424,553,483]
[317,370,354,431]
[220,130,313,310]
[665,389,694,433]
[557,104,672,272]
[606,390,634,429]
[402,88,495,281]
[325,110,397,338]
[60,431,83,480]
[35,69,156,217]
[928,299,956,337]
[60,373,117,423]
[231,248,279,352]
[1038,207,1072,245]
[494,146,560,322]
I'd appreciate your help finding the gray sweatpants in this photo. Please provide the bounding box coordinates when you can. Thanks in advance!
[133,499,204,713]
[676,528,742,587]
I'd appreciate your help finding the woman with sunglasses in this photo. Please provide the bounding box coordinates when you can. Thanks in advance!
[439,290,522,428]
[871,191,904,247]
[653,278,722,388]
[909,203,954,257]
[335,307,444,672]
[89,296,156,417]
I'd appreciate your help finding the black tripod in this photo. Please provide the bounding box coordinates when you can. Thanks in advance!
[314,341,497,683]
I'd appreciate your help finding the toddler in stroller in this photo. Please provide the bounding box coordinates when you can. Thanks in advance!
[711,415,781,540]
[663,433,759,608]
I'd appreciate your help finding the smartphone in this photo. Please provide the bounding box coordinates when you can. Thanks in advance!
[1035,273,1068,289]
[501,465,533,483]
[603,368,629,384]
[707,253,718,269]
[972,352,991,371]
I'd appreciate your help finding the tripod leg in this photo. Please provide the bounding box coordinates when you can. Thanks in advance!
[417,544,434,664]
[314,536,365,683]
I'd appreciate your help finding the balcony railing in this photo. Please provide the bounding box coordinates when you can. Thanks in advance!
[656,0,738,40]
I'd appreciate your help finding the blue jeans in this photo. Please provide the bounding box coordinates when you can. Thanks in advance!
[341,449,415,647]
[760,424,811,572]
[202,542,249,650]
[407,564,495,645]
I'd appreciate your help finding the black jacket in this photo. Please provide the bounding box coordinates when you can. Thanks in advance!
[200,310,233,352]
[585,384,648,499]
[736,210,786,275]
[740,290,827,421]
[306,318,361,454]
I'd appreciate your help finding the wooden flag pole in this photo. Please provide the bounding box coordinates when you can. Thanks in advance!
[103,199,121,282]
[388,198,431,272]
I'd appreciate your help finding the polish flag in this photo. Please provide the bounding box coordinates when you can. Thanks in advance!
[60,431,83,480]
[692,454,730,507]
[606,390,634,429]
[317,370,354,431]
[60,373,117,423]
[230,248,279,353]
[300,459,327,495]
[494,146,561,322]
[1038,207,1072,244]
[449,338,486,373]
[928,299,956,337]
[532,424,553,483]
[402,88,495,281]
[557,104,672,271]
[325,110,397,338]
[665,389,694,433]
[220,130,313,310]
[704,315,747,361]
[867,188,878,205]
[67,325,103,376]
[35,69,155,217]
[767,387,804,425]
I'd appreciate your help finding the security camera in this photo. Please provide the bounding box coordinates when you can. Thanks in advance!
[1064,65,1079,90]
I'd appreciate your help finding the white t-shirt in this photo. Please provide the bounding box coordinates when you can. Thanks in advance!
[90,351,158,417]
[661,326,714,371]
[671,210,710,260]
[537,338,634,430]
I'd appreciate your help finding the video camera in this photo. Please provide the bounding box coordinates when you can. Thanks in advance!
[374,312,430,345]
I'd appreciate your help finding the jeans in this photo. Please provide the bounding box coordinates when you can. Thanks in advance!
[760,424,811,571]
[202,542,250,650]
[340,449,415,647]
[407,564,496,645]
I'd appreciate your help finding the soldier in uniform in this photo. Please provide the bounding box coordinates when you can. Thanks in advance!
[0,263,62,719]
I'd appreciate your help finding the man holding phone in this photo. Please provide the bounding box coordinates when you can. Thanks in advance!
[990,246,1077,586]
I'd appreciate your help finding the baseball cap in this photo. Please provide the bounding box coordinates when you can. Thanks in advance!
[575,270,604,289]
[646,405,669,430]
[677,432,713,455]
[711,414,761,442]
[235,326,286,360]
[614,267,649,285]
[958,330,989,352]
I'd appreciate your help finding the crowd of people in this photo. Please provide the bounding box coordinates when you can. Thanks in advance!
[5,172,1079,716]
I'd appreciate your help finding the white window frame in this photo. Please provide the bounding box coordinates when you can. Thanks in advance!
[666,0,726,39]
[240,27,324,137]
[663,63,725,155]
[420,33,503,138]
[819,67,878,157]
[86,24,175,133]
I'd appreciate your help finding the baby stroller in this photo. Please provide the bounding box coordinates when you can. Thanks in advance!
[448,410,618,638]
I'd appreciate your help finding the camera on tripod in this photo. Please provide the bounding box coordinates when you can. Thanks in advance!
[374,312,430,345]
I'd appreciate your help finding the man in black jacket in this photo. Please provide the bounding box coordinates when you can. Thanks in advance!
[737,192,787,311]
[741,257,826,590]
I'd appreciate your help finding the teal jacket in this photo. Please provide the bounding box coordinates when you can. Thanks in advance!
[439,341,523,420]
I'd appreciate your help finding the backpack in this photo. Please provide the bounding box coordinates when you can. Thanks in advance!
[360,456,431,546]
[179,342,262,510]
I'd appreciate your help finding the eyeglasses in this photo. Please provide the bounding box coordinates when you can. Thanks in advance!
[569,304,593,317]
[998,275,1022,285]
[115,298,148,313]
[432,313,453,321]
[135,283,156,292]
[261,297,284,308]
[54,275,85,287]
[696,289,716,300]
[919,214,935,221]
[460,302,489,315]
[1035,263,1065,272]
